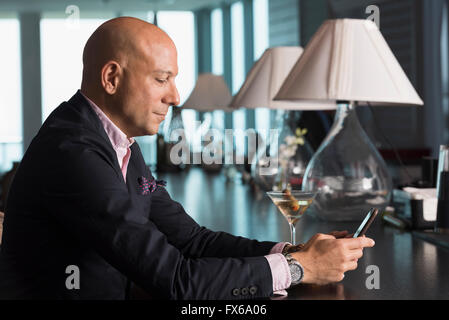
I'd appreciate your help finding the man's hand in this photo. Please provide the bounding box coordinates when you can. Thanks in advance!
[291,233,375,285]
[328,230,352,238]
[282,230,351,254]
[282,243,305,254]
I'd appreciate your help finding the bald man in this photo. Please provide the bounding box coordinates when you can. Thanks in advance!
[0,17,374,300]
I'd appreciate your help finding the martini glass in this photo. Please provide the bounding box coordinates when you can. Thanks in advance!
[267,190,316,245]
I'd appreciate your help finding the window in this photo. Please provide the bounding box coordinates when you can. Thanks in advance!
[231,1,246,159]
[40,15,114,121]
[211,8,226,146]
[0,17,22,172]
[253,0,271,143]
[442,0,449,144]
[253,0,269,61]
[157,11,196,151]
[157,11,196,107]
[211,8,224,76]
[231,2,245,95]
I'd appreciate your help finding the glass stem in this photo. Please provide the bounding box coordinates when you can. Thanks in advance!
[289,222,296,245]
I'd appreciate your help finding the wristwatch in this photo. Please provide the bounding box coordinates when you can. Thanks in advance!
[282,243,305,255]
[284,253,304,286]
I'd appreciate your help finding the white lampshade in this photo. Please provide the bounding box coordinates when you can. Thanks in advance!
[275,19,423,106]
[230,46,336,110]
[182,73,233,112]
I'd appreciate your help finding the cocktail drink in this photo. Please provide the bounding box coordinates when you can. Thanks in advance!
[267,190,316,245]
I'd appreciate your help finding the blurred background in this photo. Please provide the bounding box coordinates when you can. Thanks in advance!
[0,0,447,224]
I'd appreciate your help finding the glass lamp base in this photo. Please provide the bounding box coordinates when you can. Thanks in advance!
[302,102,392,222]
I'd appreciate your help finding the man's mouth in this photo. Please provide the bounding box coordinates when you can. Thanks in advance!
[153,112,166,120]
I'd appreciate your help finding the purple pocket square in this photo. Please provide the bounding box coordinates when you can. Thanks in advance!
[138,176,166,195]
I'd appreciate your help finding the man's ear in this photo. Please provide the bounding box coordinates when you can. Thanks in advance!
[101,61,121,94]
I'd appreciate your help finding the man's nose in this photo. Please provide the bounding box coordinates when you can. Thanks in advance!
[163,82,180,107]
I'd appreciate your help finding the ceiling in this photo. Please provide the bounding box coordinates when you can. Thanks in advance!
[0,0,238,13]
[328,0,391,15]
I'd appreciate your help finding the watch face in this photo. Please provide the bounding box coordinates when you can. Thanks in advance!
[290,263,302,280]
[288,258,303,284]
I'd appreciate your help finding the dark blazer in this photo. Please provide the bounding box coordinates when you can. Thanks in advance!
[0,91,276,300]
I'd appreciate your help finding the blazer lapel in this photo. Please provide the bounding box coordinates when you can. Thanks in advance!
[67,90,124,181]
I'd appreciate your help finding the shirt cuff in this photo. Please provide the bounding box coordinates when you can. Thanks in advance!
[269,242,291,254]
[264,253,291,295]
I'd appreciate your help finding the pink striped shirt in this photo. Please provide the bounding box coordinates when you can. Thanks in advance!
[81,92,292,297]
[82,93,134,181]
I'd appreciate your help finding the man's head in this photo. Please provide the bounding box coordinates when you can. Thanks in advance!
[81,17,180,137]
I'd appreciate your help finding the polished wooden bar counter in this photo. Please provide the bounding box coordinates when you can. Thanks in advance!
[155,168,449,300]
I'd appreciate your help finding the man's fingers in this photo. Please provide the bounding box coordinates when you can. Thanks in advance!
[349,237,376,249]
[343,260,358,271]
[347,249,363,261]
[329,230,349,238]
[314,233,336,240]
[345,233,355,238]
[343,237,375,249]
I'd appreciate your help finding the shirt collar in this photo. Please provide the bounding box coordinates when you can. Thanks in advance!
[80,92,135,150]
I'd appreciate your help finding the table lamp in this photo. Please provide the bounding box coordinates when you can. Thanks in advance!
[182,73,234,171]
[275,19,424,221]
[230,47,336,191]
[183,73,233,112]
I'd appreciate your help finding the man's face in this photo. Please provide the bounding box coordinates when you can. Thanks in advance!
[117,41,180,137]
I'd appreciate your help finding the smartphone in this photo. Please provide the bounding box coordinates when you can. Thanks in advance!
[353,208,379,238]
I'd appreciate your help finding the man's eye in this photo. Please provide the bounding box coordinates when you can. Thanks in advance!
[156,78,168,84]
